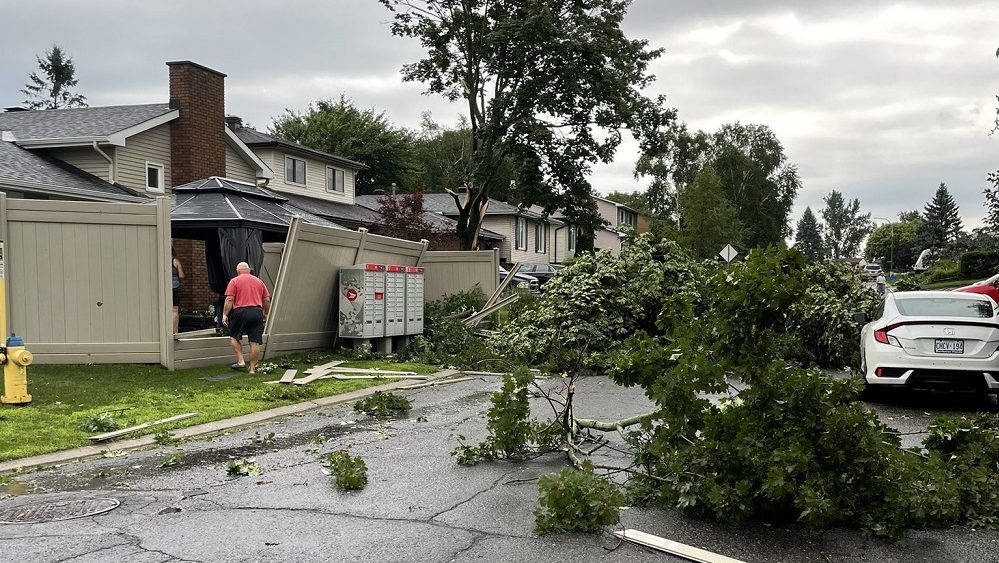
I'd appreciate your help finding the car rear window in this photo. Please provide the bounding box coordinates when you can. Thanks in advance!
[895,297,994,318]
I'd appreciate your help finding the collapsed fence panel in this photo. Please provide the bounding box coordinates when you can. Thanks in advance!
[421,248,499,302]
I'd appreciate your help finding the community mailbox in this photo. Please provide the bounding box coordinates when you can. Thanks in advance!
[405,266,425,335]
[385,265,407,337]
[338,264,386,338]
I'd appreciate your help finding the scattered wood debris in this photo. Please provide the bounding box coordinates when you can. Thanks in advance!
[400,377,478,390]
[463,294,519,327]
[89,413,198,442]
[278,369,298,384]
[612,529,745,563]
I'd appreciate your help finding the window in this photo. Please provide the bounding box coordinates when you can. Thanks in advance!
[326,166,345,192]
[895,297,994,318]
[145,162,164,193]
[568,226,576,252]
[618,208,636,228]
[535,222,547,253]
[285,156,306,185]
[515,217,527,250]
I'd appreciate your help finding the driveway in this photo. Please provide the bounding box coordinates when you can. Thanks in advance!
[1,376,997,563]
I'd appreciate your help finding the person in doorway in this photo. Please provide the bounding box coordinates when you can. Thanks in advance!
[222,262,270,373]
[171,247,185,333]
[875,270,887,296]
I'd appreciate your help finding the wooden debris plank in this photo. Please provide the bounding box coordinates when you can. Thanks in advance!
[484,262,523,309]
[278,369,298,384]
[463,294,519,326]
[329,367,419,376]
[612,530,745,563]
[304,361,344,374]
[293,370,331,386]
[89,413,198,442]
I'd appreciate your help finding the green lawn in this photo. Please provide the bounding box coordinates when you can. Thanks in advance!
[0,353,438,462]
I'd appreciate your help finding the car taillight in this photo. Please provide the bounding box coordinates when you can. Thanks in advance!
[874,328,902,348]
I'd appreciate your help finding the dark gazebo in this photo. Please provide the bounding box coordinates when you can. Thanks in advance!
[170,176,345,329]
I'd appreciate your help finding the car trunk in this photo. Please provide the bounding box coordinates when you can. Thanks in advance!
[889,320,999,359]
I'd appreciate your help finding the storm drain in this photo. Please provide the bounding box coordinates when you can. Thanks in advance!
[0,497,120,524]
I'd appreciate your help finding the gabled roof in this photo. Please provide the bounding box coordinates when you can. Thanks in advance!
[353,194,504,241]
[0,104,178,147]
[403,193,562,224]
[171,177,345,231]
[278,192,380,230]
[232,126,368,171]
[0,140,149,202]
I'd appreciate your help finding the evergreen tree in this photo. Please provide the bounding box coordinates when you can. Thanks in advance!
[820,190,871,259]
[793,207,825,261]
[922,182,963,246]
[21,45,87,110]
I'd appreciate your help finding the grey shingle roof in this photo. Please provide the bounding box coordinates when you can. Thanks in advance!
[277,192,380,228]
[171,177,345,231]
[353,194,505,240]
[232,126,368,170]
[368,193,560,224]
[0,104,174,141]
[0,140,149,202]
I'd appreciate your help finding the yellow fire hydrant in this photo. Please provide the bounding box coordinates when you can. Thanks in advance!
[1,334,32,405]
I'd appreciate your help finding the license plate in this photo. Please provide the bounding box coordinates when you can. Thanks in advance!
[934,339,964,354]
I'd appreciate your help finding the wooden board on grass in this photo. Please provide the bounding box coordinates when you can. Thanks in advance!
[278,369,298,384]
[89,413,197,442]
[304,361,344,374]
[293,370,331,386]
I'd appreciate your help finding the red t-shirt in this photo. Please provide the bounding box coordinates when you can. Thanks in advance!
[225,273,270,308]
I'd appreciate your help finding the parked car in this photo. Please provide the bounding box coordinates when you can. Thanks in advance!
[499,266,539,293]
[863,263,882,280]
[856,290,999,398]
[519,263,565,288]
[954,274,999,303]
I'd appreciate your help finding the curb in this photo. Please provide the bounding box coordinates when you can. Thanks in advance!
[0,368,461,475]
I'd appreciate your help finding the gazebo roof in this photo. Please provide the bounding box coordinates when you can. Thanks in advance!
[170,177,346,231]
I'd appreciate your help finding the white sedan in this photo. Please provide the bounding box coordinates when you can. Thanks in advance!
[858,290,999,397]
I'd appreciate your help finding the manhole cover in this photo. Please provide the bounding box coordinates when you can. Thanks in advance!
[0,498,120,524]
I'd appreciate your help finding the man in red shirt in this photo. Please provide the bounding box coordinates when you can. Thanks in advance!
[222,261,271,374]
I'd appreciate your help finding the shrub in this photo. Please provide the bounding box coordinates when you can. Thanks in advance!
[534,463,626,535]
[922,259,960,283]
[402,289,498,369]
[353,391,411,418]
[959,250,999,279]
[327,449,368,491]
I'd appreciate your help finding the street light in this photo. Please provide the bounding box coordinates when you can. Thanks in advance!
[872,217,894,278]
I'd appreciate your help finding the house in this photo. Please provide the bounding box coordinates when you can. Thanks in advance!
[405,193,574,266]
[591,195,645,255]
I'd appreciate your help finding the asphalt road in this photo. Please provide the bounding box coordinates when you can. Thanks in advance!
[1,375,997,563]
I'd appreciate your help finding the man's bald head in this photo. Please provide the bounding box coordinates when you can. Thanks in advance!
[236,262,251,274]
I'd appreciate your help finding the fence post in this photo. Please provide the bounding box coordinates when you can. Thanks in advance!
[262,216,302,359]
[155,197,174,370]
[353,227,368,265]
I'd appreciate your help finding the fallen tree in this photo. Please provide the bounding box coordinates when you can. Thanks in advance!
[457,240,999,539]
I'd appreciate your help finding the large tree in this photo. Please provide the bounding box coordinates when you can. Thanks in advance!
[380,0,675,250]
[820,190,871,259]
[921,182,963,247]
[864,218,922,272]
[21,45,87,110]
[410,113,517,202]
[637,122,800,249]
[676,168,745,259]
[271,96,416,194]
[793,207,825,262]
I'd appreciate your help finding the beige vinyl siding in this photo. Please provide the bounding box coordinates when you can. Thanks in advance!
[115,124,172,191]
[595,198,619,226]
[255,148,356,204]
[553,223,575,264]
[225,144,258,184]
[44,146,113,181]
[482,216,515,263]
[595,228,622,255]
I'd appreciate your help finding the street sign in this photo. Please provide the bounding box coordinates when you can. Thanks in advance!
[719,244,738,263]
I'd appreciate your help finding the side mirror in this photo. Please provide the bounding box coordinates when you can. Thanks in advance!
[851,312,868,324]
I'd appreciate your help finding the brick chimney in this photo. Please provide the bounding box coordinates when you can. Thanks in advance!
[167,61,226,187]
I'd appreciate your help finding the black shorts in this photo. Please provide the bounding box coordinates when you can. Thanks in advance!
[230,307,264,344]
[172,287,181,306]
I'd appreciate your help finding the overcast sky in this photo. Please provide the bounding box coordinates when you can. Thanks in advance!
[2,0,997,228]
